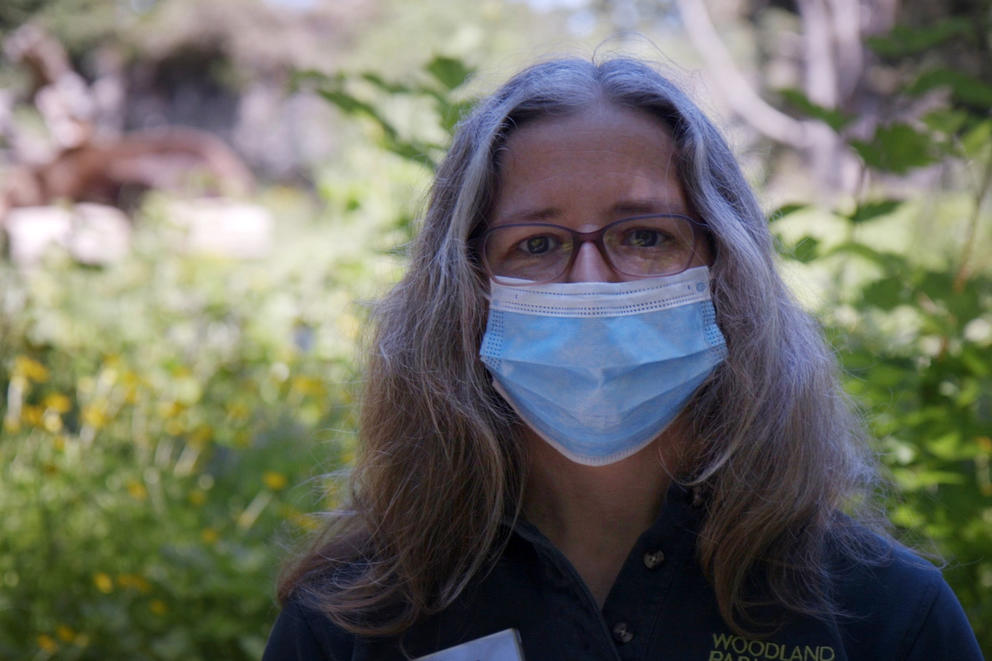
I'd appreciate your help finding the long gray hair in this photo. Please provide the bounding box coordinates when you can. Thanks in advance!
[278,57,882,636]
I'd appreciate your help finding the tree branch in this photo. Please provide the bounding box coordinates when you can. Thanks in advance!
[674,0,808,147]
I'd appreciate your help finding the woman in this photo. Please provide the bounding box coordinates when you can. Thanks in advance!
[264,58,982,660]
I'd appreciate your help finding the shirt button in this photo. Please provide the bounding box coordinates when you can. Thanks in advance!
[612,622,634,644]
[642,549,665,569]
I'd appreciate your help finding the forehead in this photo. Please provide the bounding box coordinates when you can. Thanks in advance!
[492,103,686,225]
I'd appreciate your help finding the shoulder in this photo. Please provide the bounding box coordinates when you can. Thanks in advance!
[263,595,356,661]
[828,536,983,660]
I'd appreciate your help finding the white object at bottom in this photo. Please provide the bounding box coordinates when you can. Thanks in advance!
[412,628,525,661]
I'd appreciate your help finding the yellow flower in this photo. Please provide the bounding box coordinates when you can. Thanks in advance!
[126,480,148,501]
[263,471,288,491]
[157,401,184,419]
[94,572,113,594]
[56,625,75,642]
[290,375,325,397]
[21,405,43,426]
[149,599,168,615]
[81,405,109,429]
[43,393,72,413]
[190,424,214,445]
[201,528,219,544]
[15,356,49,382]
[288,510,319,531]
[117,573,151,593]
[37,634,58,653]
[42,410,63,433]
[122,371,142,404]
[226,402,250,420]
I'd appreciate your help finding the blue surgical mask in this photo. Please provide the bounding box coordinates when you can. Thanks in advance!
[479,266,727,466]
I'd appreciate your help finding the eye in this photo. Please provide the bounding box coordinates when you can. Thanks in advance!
[519,234,561,255]
[624,228,666,248]
[483,224,572,283]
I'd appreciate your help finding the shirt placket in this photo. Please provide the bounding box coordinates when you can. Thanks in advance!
[599,493,702,660]
[531,540,624,661]
[514,485,705,661]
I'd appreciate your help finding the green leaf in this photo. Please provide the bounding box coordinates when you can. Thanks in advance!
[317,88,375,118]
[789,236,820,263]
[962,119,992,159]
[289,68,336,91]
[922,109,969,135]
[826,241,909,274]
[381,135,438,170]
[960,346,991,378]
[826,241,888,265]
[778,88,852,131]
[890,503,927,527]
[360,72,415,95]
[317,89,399,141]
[907,69,992,109]
[438,98,476,133]
[425,55,474,91]
[767,203,808,223]
[918,270,955,303]
[866,18,973,58]
[891,467,965,489]
[849,123,938,174]
[928,432,967,461]
[848,199,903,224]
[861,276,907,310]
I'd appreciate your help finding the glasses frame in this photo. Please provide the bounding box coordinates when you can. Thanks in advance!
[478,213,707,285]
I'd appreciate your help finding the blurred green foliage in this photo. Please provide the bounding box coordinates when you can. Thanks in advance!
[295,54,478,173]
[771,9,992,652]
[0,187,408,658]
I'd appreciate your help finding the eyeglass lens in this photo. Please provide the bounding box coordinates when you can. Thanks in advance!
[483,215,697,284]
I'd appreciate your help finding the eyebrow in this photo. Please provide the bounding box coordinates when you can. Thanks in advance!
[493,198,689,225]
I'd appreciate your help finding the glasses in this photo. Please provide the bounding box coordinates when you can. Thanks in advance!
[479,214,705,285]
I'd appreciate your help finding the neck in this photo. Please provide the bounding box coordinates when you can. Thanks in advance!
[522,425,685,607]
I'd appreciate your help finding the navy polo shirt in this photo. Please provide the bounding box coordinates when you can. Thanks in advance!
[263,486,984,660]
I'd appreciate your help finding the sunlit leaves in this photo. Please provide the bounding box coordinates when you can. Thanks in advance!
[425,55,475,91]
[778,88,852,131]
[908,69,992,110]
[770,11,992,644]
[849,123,939,174]
[866,18,973,57]
[787,236,820,263]
[767,202,809,224]
[0,196,368,659]
[848,199,903,225]
[293,55,478,174]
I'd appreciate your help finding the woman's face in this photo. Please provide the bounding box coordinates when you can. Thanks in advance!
[490,102,710,283]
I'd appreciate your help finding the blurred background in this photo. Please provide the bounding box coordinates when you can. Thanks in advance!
[0,0,989,658]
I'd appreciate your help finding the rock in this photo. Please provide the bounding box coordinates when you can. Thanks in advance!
[3,203,131,265]
[165,198,272,259]
[69,203,131,264]
[3,205,70,264]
